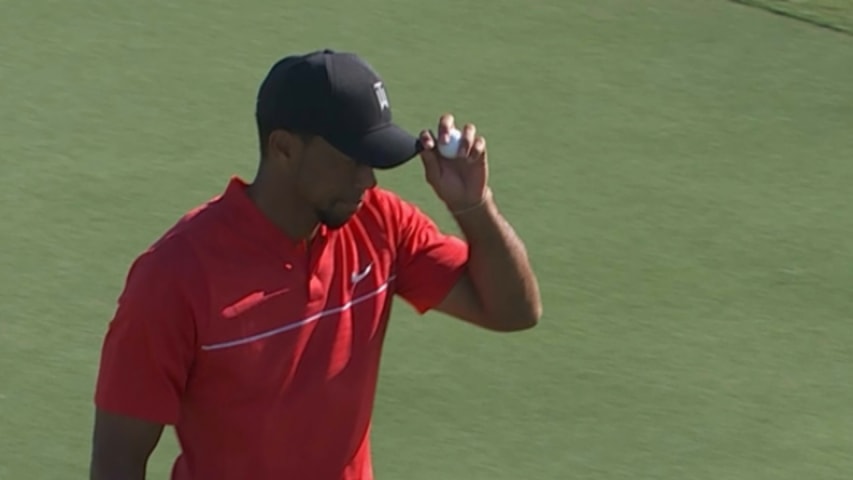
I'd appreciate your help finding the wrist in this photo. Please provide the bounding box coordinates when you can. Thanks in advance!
[448,188,494,217]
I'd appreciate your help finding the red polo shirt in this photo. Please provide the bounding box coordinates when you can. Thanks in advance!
[94,177,468,480]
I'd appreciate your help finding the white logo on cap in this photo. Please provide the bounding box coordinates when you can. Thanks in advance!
[373,82,390,111]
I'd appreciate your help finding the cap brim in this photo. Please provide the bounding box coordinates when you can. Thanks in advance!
[344,123,423,170]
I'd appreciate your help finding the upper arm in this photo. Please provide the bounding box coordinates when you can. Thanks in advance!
[90,409,164,480]
[430,272,491,328]
[94,245,197,426]
[91,246,197,476]
[391,195,474,316]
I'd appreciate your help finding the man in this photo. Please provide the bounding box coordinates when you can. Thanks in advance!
[90,49,541,480]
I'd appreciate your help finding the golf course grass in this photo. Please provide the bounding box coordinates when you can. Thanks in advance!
[1,0,852,478]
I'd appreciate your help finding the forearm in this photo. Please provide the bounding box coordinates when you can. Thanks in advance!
[452,189,542,330]
[90,459,147,480]
[89,409,161,480]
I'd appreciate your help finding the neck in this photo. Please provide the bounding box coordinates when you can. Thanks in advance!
[246,170,319,240]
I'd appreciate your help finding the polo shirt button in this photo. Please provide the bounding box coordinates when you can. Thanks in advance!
[283,263,293,270]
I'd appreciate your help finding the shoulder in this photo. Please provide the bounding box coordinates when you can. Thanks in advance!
[161,193,229,247]
[121,234,194,305]
[360,187,437,227]
[355,187,465,260]
[115,232,207,333]
[353,187,437,244]
[123,196,224,294]
[362,186,405,212]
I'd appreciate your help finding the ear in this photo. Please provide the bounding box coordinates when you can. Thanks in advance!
[267,130,305,163]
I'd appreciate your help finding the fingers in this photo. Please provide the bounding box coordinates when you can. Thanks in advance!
[418,129,441,183]
[432,114,487,161]
[418,129,436,151]
[459,123,476,158]
[471,135,486,161]
[438,113,455,143]
[456,122,486,162]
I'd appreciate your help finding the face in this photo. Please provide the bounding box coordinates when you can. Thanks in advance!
[288,134,377,229]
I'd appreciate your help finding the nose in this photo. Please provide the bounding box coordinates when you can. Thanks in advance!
[355,165,377,190]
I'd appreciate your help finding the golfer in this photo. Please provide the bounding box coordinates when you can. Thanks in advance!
[90,49,542,480]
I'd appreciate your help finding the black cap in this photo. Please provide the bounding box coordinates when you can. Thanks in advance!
[255,49,421,169]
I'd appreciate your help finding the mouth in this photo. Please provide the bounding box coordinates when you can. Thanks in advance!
[347,193,365,206]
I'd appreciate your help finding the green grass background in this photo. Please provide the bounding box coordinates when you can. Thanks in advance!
[1,0,852,479]
[734,0,853,33]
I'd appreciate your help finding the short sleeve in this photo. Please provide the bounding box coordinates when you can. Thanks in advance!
[392,197,469,314]
[94,245,197,425]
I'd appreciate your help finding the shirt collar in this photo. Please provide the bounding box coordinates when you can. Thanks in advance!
[218,176,329,258]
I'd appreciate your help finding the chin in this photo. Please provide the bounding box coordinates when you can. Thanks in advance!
[317,200,363,230]
[317,211,356,230]
[321,218,351,230]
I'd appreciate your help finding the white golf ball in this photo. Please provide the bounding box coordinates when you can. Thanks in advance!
[437,128,462,158]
